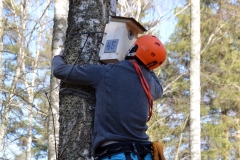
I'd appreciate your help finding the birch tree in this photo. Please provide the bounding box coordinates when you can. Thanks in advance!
[0,0,52,158]
[22,0,51,159]
[57,0,116,159]
[0,0,3,153]
[48,0,68,160]
[156,0,240,158]
[0,0,2,92]
[117,0,162,34]
[19,1,32,159]
[190,0,201,159]
[0,0,25,152]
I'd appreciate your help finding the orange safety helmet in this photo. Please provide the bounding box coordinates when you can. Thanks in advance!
[127,35,167,70]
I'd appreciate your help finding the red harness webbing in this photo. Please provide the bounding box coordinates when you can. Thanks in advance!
[130,60,153,121]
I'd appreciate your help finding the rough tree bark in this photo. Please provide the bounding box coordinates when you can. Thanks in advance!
[57,0,116,159]
[49,0,68,159]
[190,0,201,159]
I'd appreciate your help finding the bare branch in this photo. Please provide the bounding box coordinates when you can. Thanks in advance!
[201,23,227,54]
[163,72,188,93]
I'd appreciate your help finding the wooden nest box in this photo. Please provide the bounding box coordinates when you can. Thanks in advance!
[99,16,147,64]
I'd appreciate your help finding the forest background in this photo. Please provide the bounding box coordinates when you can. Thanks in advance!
[0,0,240,160]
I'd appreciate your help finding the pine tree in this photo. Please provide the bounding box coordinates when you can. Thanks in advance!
[0,0,53,158]
[162,0,240,159]
[200,0,240,158]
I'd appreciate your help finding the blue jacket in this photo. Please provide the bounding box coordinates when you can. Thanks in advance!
[52,55,163,150]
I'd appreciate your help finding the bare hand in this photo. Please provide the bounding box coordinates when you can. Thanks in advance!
[59,49,64,56]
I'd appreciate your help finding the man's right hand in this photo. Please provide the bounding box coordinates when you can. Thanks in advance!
[59,49,64,56]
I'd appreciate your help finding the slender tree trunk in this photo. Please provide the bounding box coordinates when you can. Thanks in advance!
[235,112,240,158]
[23,0,48,158]
[0,0,25,152]
[190,0,201,159]
[237,118,240,158]
[0,0,2,91]
[18,1,33,159]
[0,0,4,152]
[58,0,116,159]
[0,107,9,152]
[0,46,23,153]
[26,85,33,160]
[49,0,68,160]
[0,0,3,152]
[135,0,141,21]
[0,48,23,154]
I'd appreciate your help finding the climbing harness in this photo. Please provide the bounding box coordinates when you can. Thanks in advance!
[94,142,152,160]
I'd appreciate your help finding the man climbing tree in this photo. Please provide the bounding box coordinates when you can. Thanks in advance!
[54,0,168,160]
[55,0,117,159]
[53,33,167,159]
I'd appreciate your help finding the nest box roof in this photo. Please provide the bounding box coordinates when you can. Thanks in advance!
[110,16,147,34]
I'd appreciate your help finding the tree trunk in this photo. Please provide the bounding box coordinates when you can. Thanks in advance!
[0,0,4,152]
[0,49,23,153]
[0,0,2,91]
[24,0,51,159]
[190,0,201,159]
[0,0,26,153]
[18,1,32,159]
[49,0,68,160]
[0,0,3,152]
[237,118,240,158]
[58,0,116,159]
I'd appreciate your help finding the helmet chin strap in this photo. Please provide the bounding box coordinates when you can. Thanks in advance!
[126,44,138,57]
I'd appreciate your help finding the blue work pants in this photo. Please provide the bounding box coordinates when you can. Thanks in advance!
[102,152,152,160]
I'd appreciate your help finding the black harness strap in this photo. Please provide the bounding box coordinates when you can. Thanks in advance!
[94,142,152,160]
[124,152,132,160]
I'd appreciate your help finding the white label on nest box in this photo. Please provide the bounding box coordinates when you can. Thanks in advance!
[104,39,119,53]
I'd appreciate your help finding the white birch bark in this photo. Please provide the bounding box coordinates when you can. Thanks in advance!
[0,0,2,90]
[135,0,141,21]
[0,0,24,153]
[0,0,5,152]
[57,0,116,159]
[236,118,240,157]
[0,0,53,158]
[18,0,32,159]
[0,53,22,153]
[190,0,201,159]
[23,0,50,159]
[117,0,161,34]
[49,0,68,160]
